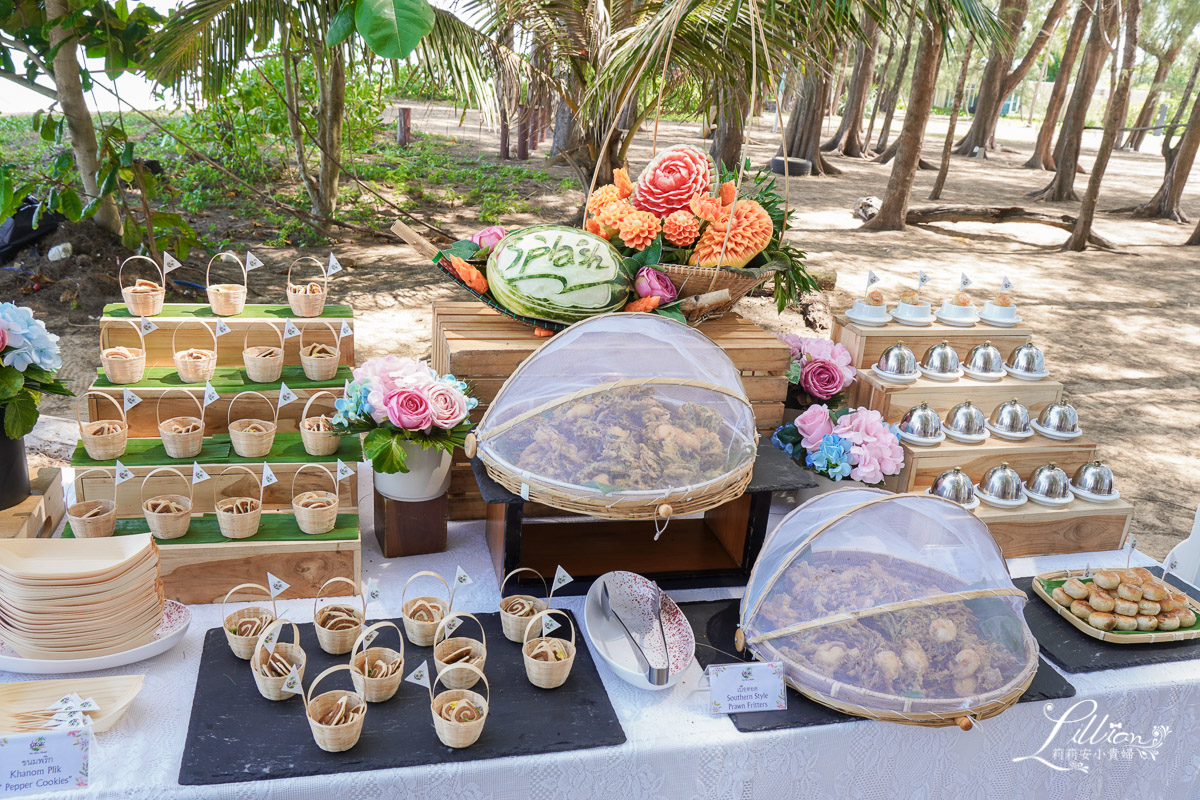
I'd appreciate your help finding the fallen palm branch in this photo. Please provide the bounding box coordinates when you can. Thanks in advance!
[902,205,1117,250]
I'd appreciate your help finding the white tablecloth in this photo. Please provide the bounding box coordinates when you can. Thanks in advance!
[5,485,1200,800]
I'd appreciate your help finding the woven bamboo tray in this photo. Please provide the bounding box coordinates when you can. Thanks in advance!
[1031,569,1200,644]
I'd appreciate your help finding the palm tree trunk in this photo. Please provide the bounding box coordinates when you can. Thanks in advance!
[865,29,898,145]
[930,35,974,200]
[312,44,345,221]
[953,0,1029,156]
[783,71,841,176]
[1133,85,1200,221]
[1161,51,1200,168]
[1122,46,1182,151]
[875,4,919,152]
[711,84,749,170]
[823,15,880,157]
[1187,216,1200,245]
[1024,0,1092,170]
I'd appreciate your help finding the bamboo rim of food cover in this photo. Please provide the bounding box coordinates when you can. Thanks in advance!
[241,320,285,383]
[156,388,205,459]
[291,463,339,535]
[205,252,248,316]
[252,618,306,702]
[522,608,577,689]
[75,391,128,461]
[286,256,328,317]
[118,255,165,316]
[299,391,340,456]
[298,321,341,381]
[222,582,277,659]
[226,390,278,458]
[140,466,193,540]
[429,662,489,749]
[497,567,549,643]
[66,469,118,539]
[401,570,452,647]
[99,319,147,385]
[433,612,487,689]
[312,576,366,655]
[213,465,264,540]
[350,620,406,702]
[1031,568,1200,645]
[304,664,366,752]
[171,320,218,384]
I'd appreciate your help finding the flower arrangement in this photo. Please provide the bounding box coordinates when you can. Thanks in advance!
[0,303,72,438]
[772,405,903,485]
[330,355,477,474]
[777,334,856,408]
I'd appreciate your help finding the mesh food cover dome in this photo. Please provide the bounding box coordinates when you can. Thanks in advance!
[470,313,758,521]
[738,489,1039,727]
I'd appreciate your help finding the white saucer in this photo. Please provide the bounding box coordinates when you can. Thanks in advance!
[1026,490,1074,508]
[900,430,946,447]
[975,486,1028,509]
[872,365,918,384]
[1031,421,1083,441]
[926,488,979,510]
[891,313,937,327]
[934,312,979,327]
[1005,365,1051,381]
[919,366,964,382]
[1071,486,1120,504]
[962,367,1006,382]
[945,428,990,444]
[979,314,1021,327]
[986,423,1034,441]
[845,311,889,327]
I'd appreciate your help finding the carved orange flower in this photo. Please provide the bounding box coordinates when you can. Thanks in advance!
[689,199,774,268]
[585,218,610,239]
[595,200,633,236]
[718,181,737,207]
[613,168,634,199]
[618,209,661,251]
[689,192,727,224]
[586,184,622,217]
[447,254,489,293]
[624,295,662,313]
[663,210,700,247]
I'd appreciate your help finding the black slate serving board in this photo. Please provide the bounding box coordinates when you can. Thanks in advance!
[1017,567,1200,673]
[680,599,1076,733]
[179,610,625,786]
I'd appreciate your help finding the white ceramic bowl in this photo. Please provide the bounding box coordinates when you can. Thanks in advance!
[850,299,890,323]
[891,300,931,321]
[937,300,976,320]
[982,301,1018,321]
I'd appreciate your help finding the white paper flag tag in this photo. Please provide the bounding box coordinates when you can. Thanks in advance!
[918,270,930,288]
[266,571,289,598]
[138,315,158,335]
[442,616,462,636]
[257,625,280,656]
[283,319,301,339]
[214,318,232,337]
[202,381,220,408]
[542,615,561,637]
[336,459,355,482]
[340,319,353,339]
[278,383,297,408]
[261,463,278,488]
[245,251,265,271]
[405,660,431,689]
[454,566,473,587]
[366,577,381,603]
[553,565,573,592]
[866,270,880,291]
[191,462,211,484]
[1001,275,1014,291]
[163,252,182,273]
[327,253,343,276]
[280,663,303,695]
[47,693,88,712]
[122,388,142,412]
[48,712,89,730]
[363,629,380,648]
[114,460,135,485]
[960,272,973,289]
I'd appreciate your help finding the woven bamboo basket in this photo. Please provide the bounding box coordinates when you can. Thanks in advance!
[242,321,285,383]
[156,389,205,459]
[214,465,263,540]
[99,319,146,384]
[291,464,339,534]
[1030,568,1200,645]
[222,583,277,659]
[300,391,341,457]
[140,467,193,541]
[430,662,489,749]
[251,619,307,701]
[299,321,341,381]
[304,664,366,752]
[350,621,405,702]
[206,252,248,316]
[286,256,329,317]
[172,320,217,384]
[656,263,772,324]
[65,469,117,539]
[227,390,278,458]
[118,255,165,317]
[498,568,548,643]
[75,392,128,461]
[522,609,577,689]
[400,570,452,647]
[433,612,487,690]
[313,576,366,655]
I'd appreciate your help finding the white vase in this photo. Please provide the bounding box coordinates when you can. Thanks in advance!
[373,443,452,502]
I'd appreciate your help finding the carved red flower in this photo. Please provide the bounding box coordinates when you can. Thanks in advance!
[631,145,714,217]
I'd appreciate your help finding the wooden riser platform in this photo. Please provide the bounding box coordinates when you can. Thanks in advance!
[854,369,1063,424]
[0,468,64,539]
[977,498,1133,558]
[885,434,1099,493]
[833,316,1034,371]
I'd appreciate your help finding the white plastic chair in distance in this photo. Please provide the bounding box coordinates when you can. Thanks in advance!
[1164,505,1200,587]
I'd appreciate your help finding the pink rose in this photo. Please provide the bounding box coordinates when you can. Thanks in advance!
[634,267,678,303]
[631,145,713,217]
[470,225,507,256]
[426,382,468,429]
[795,404,833,450]
[800,358,844,400]
[798,339,856,387]
[384,387,433,431]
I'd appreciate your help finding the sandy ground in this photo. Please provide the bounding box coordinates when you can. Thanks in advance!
[35,104,1200,558]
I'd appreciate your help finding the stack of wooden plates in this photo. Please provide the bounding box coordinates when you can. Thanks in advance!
[0,535,164,660]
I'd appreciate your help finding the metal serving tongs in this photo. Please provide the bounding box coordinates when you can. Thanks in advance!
[600,579,670,686]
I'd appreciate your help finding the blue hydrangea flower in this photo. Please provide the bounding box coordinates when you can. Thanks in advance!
[332,381,373,425]
[806,434,852,480]
[0,302,60,372]
[770,427,794,458]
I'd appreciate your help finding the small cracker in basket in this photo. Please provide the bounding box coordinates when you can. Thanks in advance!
[301,343,337,358]
[440,700,483,723]
[233,614,272,638]
[162,418,202,435]
[84,420,125,436]
[294,491,335,510]
[316,604,361,631]
[128,279,162,293]
[501,597,538,617]
[408,599,444,624]
[102,346,141,360]
[367,658,401,679]
[177,347,214,361]
[259,650,294,678]
[244,346,282,359]
[529,640,569,662]
[144,498,185,514]
[302,415,333,432]
[289,282,325,295]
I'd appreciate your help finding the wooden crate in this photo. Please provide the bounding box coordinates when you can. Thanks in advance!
[854,370,1063,423]
[99,303,355,367]
[432,302,791,520]
[977,498,1133,558]
[0,469,64,539]
[885,434,1099,493]
[833,316,1034,376]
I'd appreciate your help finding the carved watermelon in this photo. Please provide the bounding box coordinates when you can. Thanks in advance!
[486,225,632,323]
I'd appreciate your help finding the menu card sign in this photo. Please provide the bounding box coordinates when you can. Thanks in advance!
[708,662,787,714]
[0,728,90,797]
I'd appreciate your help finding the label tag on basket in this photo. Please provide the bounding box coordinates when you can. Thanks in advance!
[113,461,135,485]
[707,662,787,714]
[362,629,379,648]
[552,566,573,592]
[277,383,297,408]
[336,459,354,482]
[122,389,141,412]
[202,382,220,408]
[1001,275,1014,292]
[454,566,473,587]
[339,319,353,339]
[163,251,182,274]
[266,571,288,597]
[281,664,303,696]
[327,253,343,277]
[138,316,158,335]
[261,463,278,488]
[405,660,430,689]
[214,318,231,337]
[191,462,210,484]
[442,616,462,636]
[542,615,561,637]
[245,251,265,271]
[0,726,92,796]
[365,578,381,604]
[918,270,930,288]
[960,272,973,289]
[283,319,301,339]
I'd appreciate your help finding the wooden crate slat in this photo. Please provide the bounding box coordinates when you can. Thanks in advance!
[855,370,1063,423]
[977,498,1133,558]
[884,435,1100,493]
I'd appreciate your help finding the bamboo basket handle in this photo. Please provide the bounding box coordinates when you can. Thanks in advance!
[434,612,487,651]
[401,570,450,611]
[155,388,205,428]
[302,390,338,421]
[523,609,575,647]
[291,463,336,499]
[500,567,548,600]
[299,320,340,356]
[206,252,247,289]
[430,662,489,704]
[100,318,145,353]
[305,663,358,711]
[222,582,276,621]
[71,468,115,505]
[75,391,126,433]
[313,576,366,622]
[140,466,192,504]
[242,320,283,353]
[287,257,327,292]
[216,464,264,505]
[227,390,278,428]
[255,618,299,660]
[172,319,216,356]
[351,620,404,665]
[117,255,163,290]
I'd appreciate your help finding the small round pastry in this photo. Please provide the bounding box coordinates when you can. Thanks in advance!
[1131,567,1155,582]
[1178,607,1197,628]
[952,291,972,307]
[1118,570,1144,585]
[1087,586,1115,612]
[1088,611,1117,632]
[1138,600,1161,616]
[1114,598,1139,617]
[1160,593,1188,613]
[1069,600,1095,620]
[1135,614,1158,632]
[1157,612,1181,632]
[993,293,1014,308]
[1051,586,1074,607]
[865,289,885,306]
[1062,578,1090,600]
[1114,614,1138,632]
[1093,571,1120,591]
[1141,581,1168,602]
[899,289,920,305]
[1117,583,1143,602]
